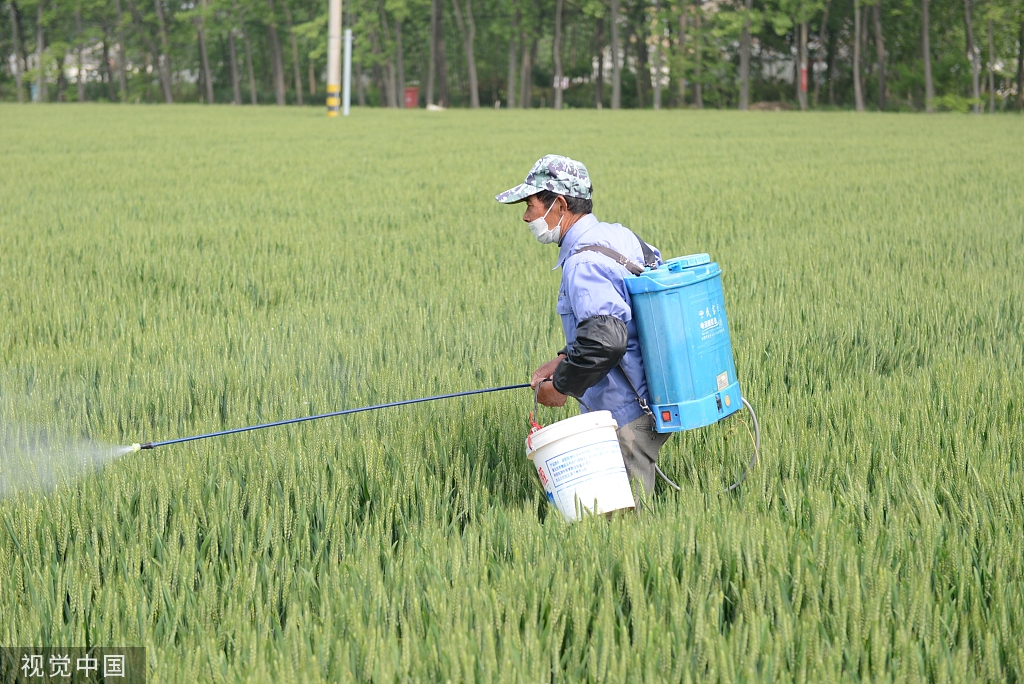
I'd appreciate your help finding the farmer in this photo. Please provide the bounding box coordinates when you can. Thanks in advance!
[496,154,670,494]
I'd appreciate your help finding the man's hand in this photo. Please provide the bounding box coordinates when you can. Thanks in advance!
[531,354,565,388]
[531,355,569,407]
[535,380,568,407]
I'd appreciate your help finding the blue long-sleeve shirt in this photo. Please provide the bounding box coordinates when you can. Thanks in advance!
[555,213,662,428]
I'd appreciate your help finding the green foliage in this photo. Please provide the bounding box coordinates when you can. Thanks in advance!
[1,106,1023,682]
[935,92,975,111]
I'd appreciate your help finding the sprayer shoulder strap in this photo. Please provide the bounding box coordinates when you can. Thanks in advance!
[573,231,657,275]
[574,245,645,275]
[618,363,654,418]
[633,232,658,269]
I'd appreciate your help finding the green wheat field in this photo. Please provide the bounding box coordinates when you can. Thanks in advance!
[1,106,1022,682]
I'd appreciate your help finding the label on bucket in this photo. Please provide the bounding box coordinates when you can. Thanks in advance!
[538,439,634,520]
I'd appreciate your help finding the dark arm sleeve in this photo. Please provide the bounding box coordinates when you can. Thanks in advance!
[551,315,628,398]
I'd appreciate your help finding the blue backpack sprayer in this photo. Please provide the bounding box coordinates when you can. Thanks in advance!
[624,252,760,491]
[128,251,757,493]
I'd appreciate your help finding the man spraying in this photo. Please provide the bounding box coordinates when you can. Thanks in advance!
[497,155,670,494]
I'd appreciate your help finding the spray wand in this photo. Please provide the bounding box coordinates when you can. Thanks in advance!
[126,383,531,452]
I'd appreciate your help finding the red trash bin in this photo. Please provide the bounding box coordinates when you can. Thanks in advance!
[404,87,419,108]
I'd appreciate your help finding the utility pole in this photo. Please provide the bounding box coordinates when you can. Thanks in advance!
[343,28,352,115]
[327,0,342,116]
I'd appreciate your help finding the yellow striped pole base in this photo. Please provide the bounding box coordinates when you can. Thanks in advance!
[327,84,341,117]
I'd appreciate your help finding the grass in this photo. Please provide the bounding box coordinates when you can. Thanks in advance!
[0,105,1022,682]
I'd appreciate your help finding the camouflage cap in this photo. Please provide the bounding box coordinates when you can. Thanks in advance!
[495,155,592,204]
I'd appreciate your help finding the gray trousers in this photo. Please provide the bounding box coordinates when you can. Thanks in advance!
[616,413,671,495]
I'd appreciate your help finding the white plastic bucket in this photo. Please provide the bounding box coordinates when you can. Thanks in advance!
[526,410,635,521]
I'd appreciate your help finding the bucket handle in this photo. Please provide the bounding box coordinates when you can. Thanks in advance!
[529,381,593,447]
[529,383,545,435]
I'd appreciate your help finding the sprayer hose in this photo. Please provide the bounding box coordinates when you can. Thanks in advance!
[654,396,760,493]
[724,396,761,493]
[139,383,531,449]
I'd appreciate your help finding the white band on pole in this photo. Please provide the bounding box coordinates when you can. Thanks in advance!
[343,29,352,116]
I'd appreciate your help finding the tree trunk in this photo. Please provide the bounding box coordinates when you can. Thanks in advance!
[986,19,994,113]
[396,18,405,105]
[792,29,799,95]
[282,2,303,105]
[450,0,479,107]
[631,29,642,106]
[35,3,46,102]
[357,60,366,105]
[308,61,315,94]
[862,5,870,91]
[229,29,242,103]
[568,17,577,72]
[964,0,979,113]
[694,4,703,108]
[506,36,517,107]
[520,36,536,107]
[652,3,662,110]
[465,1,478,108]
[102,33,116,100]
[520,25,528,107]
[505,0,516,107]
[676,8,686,106]
[75,7,86,102]
[813,0,831,107]
[610,0,621,108]
[827,23,836,104]
[265,0,287,105]
[374,8,397,107]
[369,27,395,107]
[55,53,67,101]
[922,0,933,111]
[853,0,864,111]
[114,0,128,97]
[369,35,384,103]
[519,28,530,107]
[8,2,24,102]
[553,0,563,109]
[1017,18,1023,111]
[152,0,173,102]
[387,58,397,107]
[428,0,438,104]
[242,21,257,103]
[16,3,30,75]
[436,2,449,106]
[267,24,285,104]
[143,51,153,100]
[872,2,885,110]
[739,0,752,109]
[529,38,537,105]
[593,17,603,108]
[505,29,516,107]
[634,20,649,107]
[198,0,214,103]
[126,0,164,100]
[798,21,808,110]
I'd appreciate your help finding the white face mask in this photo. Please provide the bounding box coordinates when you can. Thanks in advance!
[527,199,563,245]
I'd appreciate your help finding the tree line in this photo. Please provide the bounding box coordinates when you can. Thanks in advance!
[2,0,1022,110]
